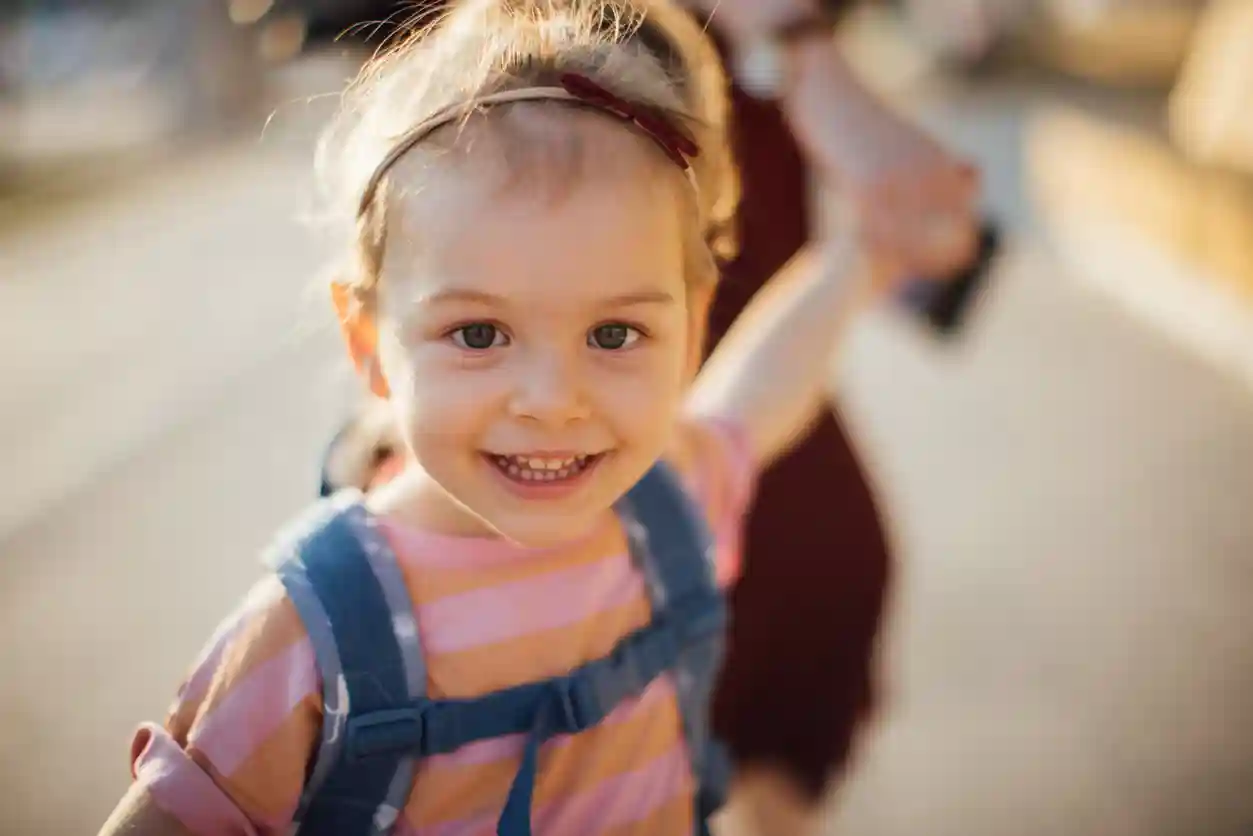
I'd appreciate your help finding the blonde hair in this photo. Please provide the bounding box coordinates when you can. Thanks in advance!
[316,0,740,314]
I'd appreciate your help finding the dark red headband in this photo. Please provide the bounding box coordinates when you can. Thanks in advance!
[358,73,701,216]
[559,73,700,171]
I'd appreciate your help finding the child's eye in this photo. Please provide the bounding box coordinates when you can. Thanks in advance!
[588,323,641,351]
[450,323,508,350]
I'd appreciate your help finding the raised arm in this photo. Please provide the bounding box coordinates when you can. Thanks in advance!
[683,204,890,468]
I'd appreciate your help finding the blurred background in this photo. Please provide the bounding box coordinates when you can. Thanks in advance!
[3,0,1253,833]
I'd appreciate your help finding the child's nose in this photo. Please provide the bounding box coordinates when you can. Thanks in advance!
[508,350,591,426]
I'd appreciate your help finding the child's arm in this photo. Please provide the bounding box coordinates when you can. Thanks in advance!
[684,232,876,468]
[97,578,320,836]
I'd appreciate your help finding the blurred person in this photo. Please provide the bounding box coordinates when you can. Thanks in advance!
[312,0,981,833]
[97,2,949,835]
[897,0,1032,67]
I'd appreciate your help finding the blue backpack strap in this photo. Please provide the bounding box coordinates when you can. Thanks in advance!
[618,462,732,827]
[266,492,427,836]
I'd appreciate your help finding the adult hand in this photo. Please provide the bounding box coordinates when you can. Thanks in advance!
[784,38,982,280]
[687,0,982,278]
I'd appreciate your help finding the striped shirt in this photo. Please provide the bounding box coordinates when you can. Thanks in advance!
[130,419,756,835]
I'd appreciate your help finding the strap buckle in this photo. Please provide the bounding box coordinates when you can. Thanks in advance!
[346,707,425,761]
[549,674,597,735]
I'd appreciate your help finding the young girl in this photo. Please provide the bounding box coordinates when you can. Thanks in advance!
[99,2,918,834]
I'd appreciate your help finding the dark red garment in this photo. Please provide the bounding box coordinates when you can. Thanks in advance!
[705,81,891,800]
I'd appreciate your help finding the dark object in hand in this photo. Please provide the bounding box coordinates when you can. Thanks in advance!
[897,220,1001,337]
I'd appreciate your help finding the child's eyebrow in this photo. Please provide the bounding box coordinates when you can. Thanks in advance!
[417,288,504,307]
[601,290,677,307]
[417,289,677,308]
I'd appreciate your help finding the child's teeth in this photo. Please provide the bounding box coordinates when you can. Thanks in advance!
[491,453,598,482]
[515,456,577,470]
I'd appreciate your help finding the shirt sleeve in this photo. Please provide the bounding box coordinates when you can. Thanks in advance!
[677,416,759,588]
[129,576,321,835]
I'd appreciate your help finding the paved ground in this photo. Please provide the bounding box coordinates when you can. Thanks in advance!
[3,57,1253,836]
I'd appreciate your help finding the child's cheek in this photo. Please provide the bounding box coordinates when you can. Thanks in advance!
[600,361,685,440]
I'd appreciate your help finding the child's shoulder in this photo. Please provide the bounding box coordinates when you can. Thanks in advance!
[669,416,753,473]
[166,570,319,739]
[196,569,315,680]
[262,492,372,569]
[664,417,757,585]
[667,416,756,506]
[170,496,401,740]
[196,496,376,682]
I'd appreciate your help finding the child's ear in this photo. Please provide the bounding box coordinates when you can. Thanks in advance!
[330,280,391,399]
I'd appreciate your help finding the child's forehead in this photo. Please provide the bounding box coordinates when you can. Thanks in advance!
[380,128,689,310]
[382,225,683,317]
[385,110,682,217]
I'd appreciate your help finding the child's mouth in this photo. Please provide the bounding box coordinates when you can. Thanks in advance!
[484,452,604,486]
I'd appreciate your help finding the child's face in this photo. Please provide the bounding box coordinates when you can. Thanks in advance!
[374,132,697,546]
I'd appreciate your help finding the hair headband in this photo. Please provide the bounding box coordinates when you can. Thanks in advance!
[357,73,700,217]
